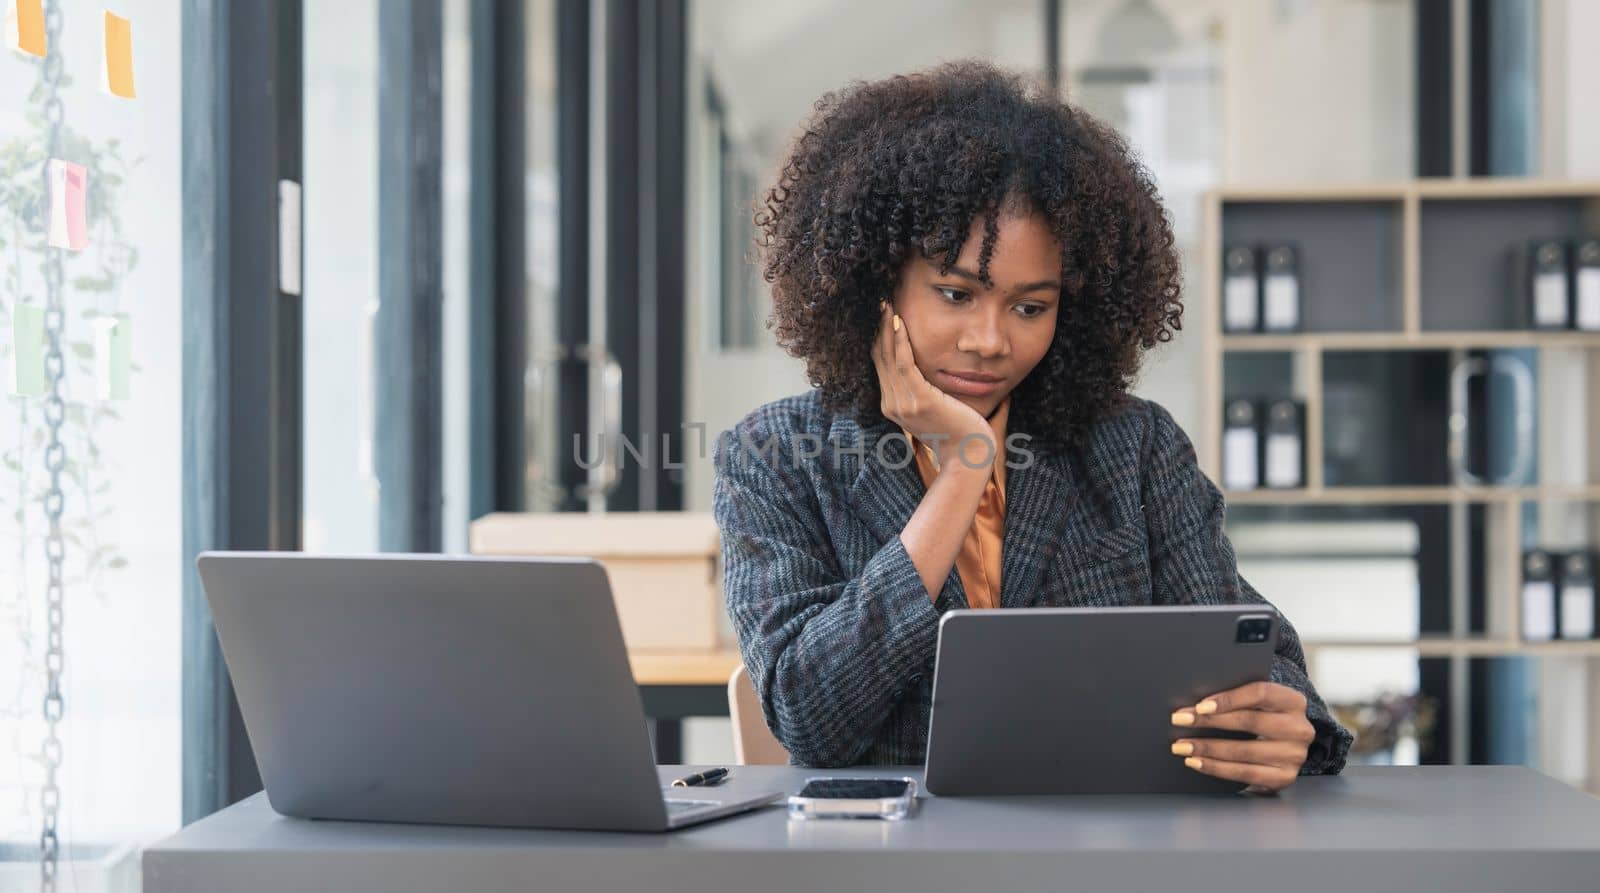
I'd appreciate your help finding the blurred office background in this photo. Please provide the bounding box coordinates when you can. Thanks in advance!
[2,0,1599,889]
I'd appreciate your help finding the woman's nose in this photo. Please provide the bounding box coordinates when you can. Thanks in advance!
[957,312,1007,357]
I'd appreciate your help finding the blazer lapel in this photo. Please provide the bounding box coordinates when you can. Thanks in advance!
[999,446,1080,608]
[832,413,969,611]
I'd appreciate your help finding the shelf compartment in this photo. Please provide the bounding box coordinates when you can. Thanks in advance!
[1221,350,1318,491]
[1516,495,1600,647]
[1321,351,1454,489]
[1418,196,1598,331]
[1220,200,1404,334]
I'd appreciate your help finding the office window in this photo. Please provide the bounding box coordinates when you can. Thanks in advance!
[441,0,474,551]
[303,0,383,555]
[703,83,763,351]
[304,0,473,551]
[523,0,562,512]
[0,1,183,888]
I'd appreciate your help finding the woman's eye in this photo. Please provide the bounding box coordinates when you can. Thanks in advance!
[935,286,969,303]
[1016,304,1045,318]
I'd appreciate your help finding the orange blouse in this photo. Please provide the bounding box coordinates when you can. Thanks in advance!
[902,398,1009,609]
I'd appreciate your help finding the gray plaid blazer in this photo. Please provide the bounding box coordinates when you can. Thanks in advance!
[713,389,1353,773]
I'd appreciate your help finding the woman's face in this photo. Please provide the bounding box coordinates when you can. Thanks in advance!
[891,212,1063,419]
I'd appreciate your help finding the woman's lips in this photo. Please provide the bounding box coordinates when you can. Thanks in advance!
[937,370,1005,397]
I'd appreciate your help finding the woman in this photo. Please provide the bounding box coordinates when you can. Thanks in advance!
[712,62,1352,790]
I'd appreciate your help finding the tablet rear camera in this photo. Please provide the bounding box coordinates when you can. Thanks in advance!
[1235,617,1271,644]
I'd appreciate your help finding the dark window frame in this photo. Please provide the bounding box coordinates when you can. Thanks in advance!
[182,0,452,820]
[181,0,303,820]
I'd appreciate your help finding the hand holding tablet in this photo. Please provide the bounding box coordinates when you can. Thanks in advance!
[1171,680,1317,793]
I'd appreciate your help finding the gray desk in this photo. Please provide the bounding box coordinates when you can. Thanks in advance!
[145,765,1600,893]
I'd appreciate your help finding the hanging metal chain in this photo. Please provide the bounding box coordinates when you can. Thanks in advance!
[38,0,68,890]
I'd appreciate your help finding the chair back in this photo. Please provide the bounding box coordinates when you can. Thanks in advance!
[727,664,791,765]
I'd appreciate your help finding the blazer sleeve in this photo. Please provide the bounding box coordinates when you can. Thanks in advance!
[713,417,940,767]
[1138,401,1354,775]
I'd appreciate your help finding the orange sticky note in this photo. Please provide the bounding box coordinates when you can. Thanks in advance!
[47,159,88,251]
[7,0,47,57]
[102,11,135,99]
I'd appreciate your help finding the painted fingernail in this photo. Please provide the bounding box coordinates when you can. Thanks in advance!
[1196,700,1219,715]
[893,314,902,332]
[1184,757,1203,771]
[1171,741,1194,756]
[1170,711,1194,726]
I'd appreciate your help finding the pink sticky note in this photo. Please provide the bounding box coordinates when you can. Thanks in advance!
[47,159,88,251]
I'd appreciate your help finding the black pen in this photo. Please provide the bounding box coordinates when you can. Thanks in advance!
[671,767,729,787]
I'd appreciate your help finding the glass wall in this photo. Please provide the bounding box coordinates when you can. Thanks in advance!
[523,0,562,513]
[304,0,475,552]
[1,1,182,889]
[442,0,475,551]
[303,0,382,555]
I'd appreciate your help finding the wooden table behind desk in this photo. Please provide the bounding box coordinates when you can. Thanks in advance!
[630,650,744,763]
[468,512,742,761]
[630,650,743,687]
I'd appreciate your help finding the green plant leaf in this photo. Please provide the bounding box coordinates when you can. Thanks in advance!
[72,276,113,293]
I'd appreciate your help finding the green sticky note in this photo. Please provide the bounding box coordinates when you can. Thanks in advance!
[94,314,131,400]
[10,304,46,397]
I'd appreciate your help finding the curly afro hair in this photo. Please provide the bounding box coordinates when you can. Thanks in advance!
[756,61,1183,452]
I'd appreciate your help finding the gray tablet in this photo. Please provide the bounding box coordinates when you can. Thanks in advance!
[923,604,1280,796]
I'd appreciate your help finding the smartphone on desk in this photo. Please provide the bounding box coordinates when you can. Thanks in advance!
[787,777,917,820]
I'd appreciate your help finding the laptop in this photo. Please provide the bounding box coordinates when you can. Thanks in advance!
[923,604,1280,796]
[197,551,783,831]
